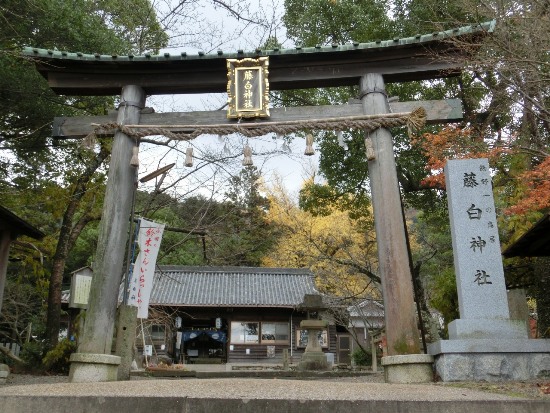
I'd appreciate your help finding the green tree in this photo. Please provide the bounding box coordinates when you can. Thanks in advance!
[281,0,550,331]
[128,176,279,268]
[284,0,392,46]
[212,166,279,266]
[0,0,168,349]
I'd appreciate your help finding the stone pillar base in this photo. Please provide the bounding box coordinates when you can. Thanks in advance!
[297,351,329,371]
[69,353,121,383]
[381,354,434,383]
[0,363,10,384]
[428,338,550,381]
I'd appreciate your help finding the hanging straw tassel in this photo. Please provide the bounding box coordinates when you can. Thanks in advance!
[81,132,97,150]
[130,145,140,167]
[406,107,427,136]
[304,133,315,156]
[242,144,253,166]
[365,134,375,161]
[185,147,194,167]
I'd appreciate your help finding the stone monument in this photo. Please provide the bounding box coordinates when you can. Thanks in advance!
[428,158,550,381]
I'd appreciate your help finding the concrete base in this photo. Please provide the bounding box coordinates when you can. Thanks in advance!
[69,353,121,383]
[428,339,550,381]
[298,351,329,371]
[381,354,434,383]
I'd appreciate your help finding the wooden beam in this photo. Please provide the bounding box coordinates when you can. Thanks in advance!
[41,57,460,95]
[53,99,462,139]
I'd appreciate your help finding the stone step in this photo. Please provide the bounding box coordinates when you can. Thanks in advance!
[0,379,547,413]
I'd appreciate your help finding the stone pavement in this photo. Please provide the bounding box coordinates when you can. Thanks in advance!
[0,375,548,413]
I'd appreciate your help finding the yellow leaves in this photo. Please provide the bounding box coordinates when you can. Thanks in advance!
[263,183,379,298]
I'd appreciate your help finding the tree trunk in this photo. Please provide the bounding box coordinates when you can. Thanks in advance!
[45,147,109,349]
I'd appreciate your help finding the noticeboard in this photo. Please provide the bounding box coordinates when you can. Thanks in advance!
[69,269,93,309]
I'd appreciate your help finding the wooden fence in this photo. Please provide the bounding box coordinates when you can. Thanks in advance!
[0,342,21,357]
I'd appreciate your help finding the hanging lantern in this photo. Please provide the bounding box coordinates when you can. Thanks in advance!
[304,134,315,156]
[185,147,194,167]
[242,144,253,166]
[130,145,139,167]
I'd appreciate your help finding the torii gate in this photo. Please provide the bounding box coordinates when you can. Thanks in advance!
[23,21,493,383]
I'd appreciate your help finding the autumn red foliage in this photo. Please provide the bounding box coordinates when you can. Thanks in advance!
[505,156,550,215]
[411,126,508,189]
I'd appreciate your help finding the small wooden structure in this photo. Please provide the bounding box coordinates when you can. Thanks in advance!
[503,213,550,258]
[137,266,341,365]
[0,205,45,314]
[503,213,550,338]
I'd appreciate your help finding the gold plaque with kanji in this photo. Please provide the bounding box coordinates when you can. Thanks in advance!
[227,57,269,119]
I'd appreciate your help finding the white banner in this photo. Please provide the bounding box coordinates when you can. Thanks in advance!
[128,218,165,318]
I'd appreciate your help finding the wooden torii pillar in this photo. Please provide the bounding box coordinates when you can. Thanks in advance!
[23,22,492,384]
[361,74,434,382]
[68,85,145,382]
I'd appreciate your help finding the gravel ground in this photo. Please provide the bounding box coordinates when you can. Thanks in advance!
[316,374,550,399]
[3,373,549,400]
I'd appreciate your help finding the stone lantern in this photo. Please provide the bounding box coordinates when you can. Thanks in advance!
[297,294,329,371]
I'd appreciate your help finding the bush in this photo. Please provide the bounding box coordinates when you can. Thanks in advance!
[20,341,46,371]
[42,339,77,374]
[351,347,372,366]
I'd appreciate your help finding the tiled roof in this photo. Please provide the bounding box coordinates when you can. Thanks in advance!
[21,21,495,95]
[348,299,385,318]
[149,266,318,307]
[22,21,494,63]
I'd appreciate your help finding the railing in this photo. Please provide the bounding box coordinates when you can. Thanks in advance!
[0,342,21,357]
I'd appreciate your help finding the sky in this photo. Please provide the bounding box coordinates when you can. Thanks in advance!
[133,1,323,202]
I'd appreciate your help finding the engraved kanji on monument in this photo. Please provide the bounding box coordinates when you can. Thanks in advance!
[445,159,526,339]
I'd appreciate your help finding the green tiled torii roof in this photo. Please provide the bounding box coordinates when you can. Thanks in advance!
[22,21,494,95]
[24,22,494,63]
